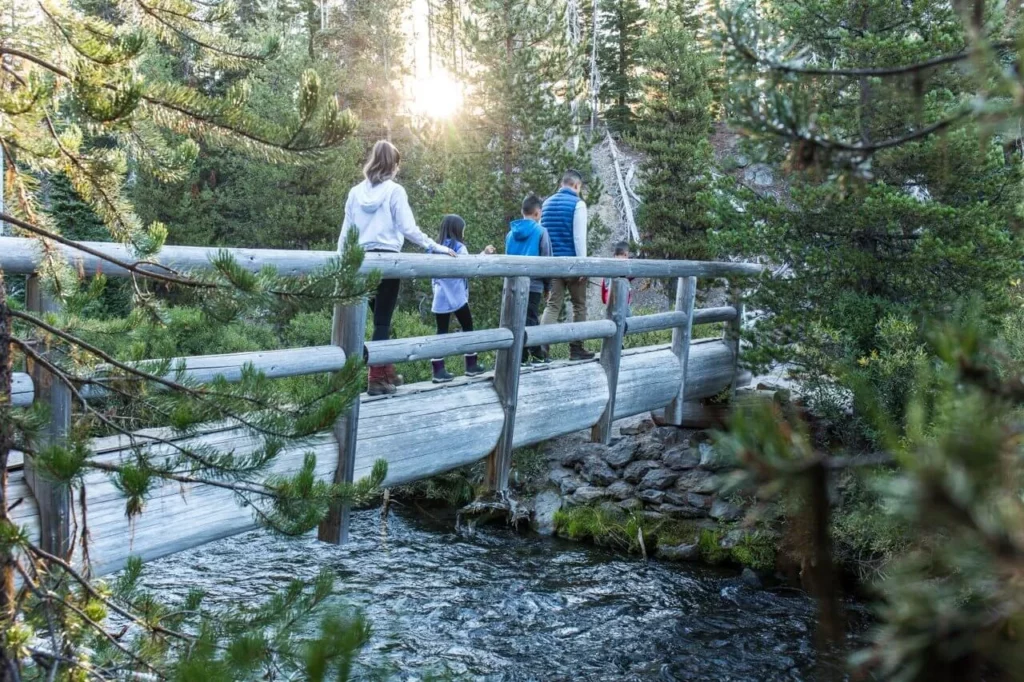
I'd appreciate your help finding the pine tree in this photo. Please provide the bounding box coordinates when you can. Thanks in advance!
[462,0,594,224]
[596,0,644,134]
[0,0,383,676]
[632,0,719,261]
[717,0,1023,435]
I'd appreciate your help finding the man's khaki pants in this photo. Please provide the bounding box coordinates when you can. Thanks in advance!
[541,277,588,350]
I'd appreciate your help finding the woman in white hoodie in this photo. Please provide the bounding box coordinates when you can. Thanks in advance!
[339,140,456,395]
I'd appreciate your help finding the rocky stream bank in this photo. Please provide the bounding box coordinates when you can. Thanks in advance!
[513,415,779,580]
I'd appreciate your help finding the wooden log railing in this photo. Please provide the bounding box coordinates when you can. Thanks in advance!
[2,236,759,569]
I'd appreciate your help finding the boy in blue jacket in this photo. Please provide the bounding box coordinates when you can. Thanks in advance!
[506,193,552,365]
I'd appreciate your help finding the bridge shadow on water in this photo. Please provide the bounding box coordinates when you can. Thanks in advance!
[136,507,865,681]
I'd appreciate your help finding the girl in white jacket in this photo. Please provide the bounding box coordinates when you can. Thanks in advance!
[339,140,455,395]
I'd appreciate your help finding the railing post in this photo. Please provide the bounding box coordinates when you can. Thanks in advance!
[728,283,744,400]
[24,275,72,558]
[591,277,629,444]
[318,298,366,544]
[486,276,530,491]
[664,276,697,426]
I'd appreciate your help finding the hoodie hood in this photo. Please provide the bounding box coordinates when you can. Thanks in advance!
[352,179,395,213]
[509,218,541,241]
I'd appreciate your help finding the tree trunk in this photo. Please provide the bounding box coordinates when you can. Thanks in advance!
[0,270,20,681]
[501,0,515,224]
[617,8,626,112]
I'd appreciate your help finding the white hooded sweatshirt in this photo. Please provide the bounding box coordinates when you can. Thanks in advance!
[338,179,440,254]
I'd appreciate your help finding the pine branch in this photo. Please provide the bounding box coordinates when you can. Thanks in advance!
[25,543,190,642]
[52,590,165,678]
[11,337,286,485]
[87,459,277,498]
[131,0,265,62]
[727,29,1014,78]
[11,312,318,441]
[744,104,977,155]
[0,212,213,289]
[1,47,342,156]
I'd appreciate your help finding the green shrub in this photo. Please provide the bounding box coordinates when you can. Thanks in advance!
[697,528,730,564]
[730,532,776,571]
[283,311,332,347]
[830,470,912,582]
[553,504,775,570]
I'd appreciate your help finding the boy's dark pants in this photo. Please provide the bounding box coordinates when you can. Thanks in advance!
[524,291,546,360]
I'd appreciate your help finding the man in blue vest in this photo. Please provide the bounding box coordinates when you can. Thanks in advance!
[540,169,595,360]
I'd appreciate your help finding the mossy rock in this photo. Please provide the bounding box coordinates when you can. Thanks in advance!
[552,504,777,570]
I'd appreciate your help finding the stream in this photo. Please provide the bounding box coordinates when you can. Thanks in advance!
[138,508,862,681]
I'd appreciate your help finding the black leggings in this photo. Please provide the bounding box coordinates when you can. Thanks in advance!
[436,303,474,335]
[369,277,401,342]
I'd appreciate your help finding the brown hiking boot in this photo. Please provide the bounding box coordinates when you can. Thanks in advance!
[367,365,396,396]
[569,344,596,361]
[383,364,404,387]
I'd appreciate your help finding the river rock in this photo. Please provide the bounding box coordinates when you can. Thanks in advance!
[619,497,643,512]
[675,469,717,495]
[619,419,654,436]
[658,503,705,519]
[559,475,584,495]
[637,440,665,461]
[603,439,638,468]
[698,443,735,471]
[740,568,762,589]
[560,443,592,468]
[649,426,686,447]
[744,163,774,187]
[607,480,635,501]
[710,498,743,521]
[686,493,712,509]
[531,490,562,536]
[549,466,575,487]
[662,445,699,470]
[571,486,608,505]
[638,468,679,490]
[664,491,688,507]
[623,460,660,484]
[583,456,619,486]
[637,488,666,505]
[658,543,700,561]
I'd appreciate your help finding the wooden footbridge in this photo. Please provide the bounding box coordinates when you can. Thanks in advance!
[0,237,761,576]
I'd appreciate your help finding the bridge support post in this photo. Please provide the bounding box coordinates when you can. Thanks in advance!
[23,276,72,559]
[663,276,697,426]
[318,299,366,545]
[728,284,744,401]
[591,278,630,444]
[486,276,530,491]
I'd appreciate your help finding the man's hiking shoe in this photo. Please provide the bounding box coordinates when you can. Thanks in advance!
[431,359,454,384]
[531,354,551,366]
[569,347,596,361]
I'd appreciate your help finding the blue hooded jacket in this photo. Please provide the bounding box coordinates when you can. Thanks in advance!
[505,218,552,294]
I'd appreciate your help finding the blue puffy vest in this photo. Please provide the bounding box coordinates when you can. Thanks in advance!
[541,188,580,257]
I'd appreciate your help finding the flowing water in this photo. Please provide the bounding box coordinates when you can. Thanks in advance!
[140,508,860,681]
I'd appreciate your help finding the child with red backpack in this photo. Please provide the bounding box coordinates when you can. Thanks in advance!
[601,241,634,307]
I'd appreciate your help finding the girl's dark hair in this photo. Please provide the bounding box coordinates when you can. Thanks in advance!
[437,214,466,248]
